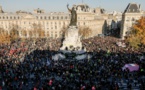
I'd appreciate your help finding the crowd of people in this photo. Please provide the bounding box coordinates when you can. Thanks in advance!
[0,36,145,90]
[82,36,145,53]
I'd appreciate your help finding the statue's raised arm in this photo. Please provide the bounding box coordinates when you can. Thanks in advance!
[67,4,71,12]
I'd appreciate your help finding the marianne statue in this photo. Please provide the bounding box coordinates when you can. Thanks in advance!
[67,4,77,26]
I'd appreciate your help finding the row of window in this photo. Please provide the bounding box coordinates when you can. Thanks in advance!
[0,16,70,20]
[0,15,89,20]
[36,16,69,20]
[126,17,139,22]
[128,9,140,12]
[0,16,20,19]
[0,21,67,25]
[0,21,87,25]
[2,22,87,30]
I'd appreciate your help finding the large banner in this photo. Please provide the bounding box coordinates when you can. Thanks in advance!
[122,64,139,72]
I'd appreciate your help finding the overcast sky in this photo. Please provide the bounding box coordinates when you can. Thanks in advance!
[0,0,145,13]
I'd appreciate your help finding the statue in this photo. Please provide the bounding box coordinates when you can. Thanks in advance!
[67,4,77,26]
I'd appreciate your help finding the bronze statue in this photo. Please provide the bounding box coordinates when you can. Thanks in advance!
[67,4,77,26]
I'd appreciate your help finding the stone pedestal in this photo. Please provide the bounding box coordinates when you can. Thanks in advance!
[60,26,82,51]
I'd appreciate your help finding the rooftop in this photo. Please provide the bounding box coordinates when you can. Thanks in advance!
[124,3,141,13]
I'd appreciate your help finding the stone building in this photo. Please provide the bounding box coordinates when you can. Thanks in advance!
[120,3,144,39]
[0,3,107,38]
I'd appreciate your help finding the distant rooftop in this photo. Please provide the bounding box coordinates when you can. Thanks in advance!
[124,3,141,13]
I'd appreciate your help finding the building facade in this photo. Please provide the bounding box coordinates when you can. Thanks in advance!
[0,4,106,38]
[120,3,144,39]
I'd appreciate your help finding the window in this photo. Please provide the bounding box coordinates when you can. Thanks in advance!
[40,16,42,19]
[48,16,51,19]
[47,31,49,36]
[61,16,63,19]
[126,31,130,35]
[55,34,57,37]
[132,18,135,21]
[78,22,80,25]
[57,16,59,19]
[59,22,61,25]
[65,16,67,19]
[44,16,47,19]
[53,16,55,19]
[3,16,5,19]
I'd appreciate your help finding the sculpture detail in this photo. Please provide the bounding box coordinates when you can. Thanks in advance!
[67,4,77,26]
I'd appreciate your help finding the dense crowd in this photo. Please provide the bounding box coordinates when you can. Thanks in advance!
[0,36,145,90]
[82,36,145,53]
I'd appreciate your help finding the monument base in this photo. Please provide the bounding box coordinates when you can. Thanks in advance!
[60,26,83,51]
[52,25,91,62]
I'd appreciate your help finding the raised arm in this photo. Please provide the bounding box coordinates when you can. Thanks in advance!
[67,4,71,12]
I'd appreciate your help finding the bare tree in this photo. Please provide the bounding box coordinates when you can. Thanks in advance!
[0,28,12,44]
[79,26,92,39]
[32,23,45,38]
[60,25,68,38]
